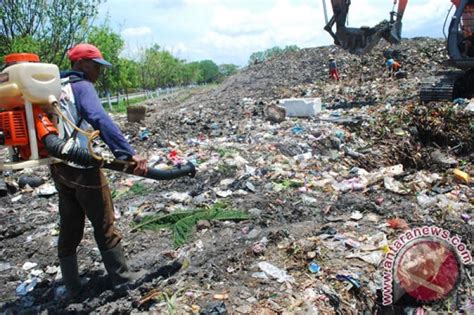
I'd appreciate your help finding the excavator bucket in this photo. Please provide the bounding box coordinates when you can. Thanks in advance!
[385,20,403,44]
[324,0,407,54]
[384,0,407,44]
[333,21,393,54]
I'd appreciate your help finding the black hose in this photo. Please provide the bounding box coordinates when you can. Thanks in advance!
[42,134,101,167]
[103,159,196,180]
[145,162,196,180]
[42,133,196,181]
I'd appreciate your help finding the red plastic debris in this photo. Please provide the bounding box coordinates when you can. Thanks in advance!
[387,218,409,230]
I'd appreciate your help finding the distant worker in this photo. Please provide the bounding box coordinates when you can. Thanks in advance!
[386,58,401,76]
[328,56,340,81]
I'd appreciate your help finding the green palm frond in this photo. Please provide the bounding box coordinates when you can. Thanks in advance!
[131,203,249,247]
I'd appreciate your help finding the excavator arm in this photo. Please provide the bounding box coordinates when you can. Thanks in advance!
[323,0,408,54]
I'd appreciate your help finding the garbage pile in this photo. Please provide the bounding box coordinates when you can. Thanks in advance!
[0,37,472,314]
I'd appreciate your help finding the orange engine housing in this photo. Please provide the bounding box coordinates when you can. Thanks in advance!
[0,109,58,160]
[0,110,29,146]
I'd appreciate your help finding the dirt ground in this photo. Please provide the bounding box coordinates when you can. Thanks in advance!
[0,38,473,314]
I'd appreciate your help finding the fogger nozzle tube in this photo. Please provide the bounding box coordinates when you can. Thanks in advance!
[42,133,196,181]
[42,134,100,167]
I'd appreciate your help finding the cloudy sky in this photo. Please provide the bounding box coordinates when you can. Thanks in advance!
[100,0,451,65]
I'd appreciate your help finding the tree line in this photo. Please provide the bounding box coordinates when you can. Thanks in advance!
[0,0,239,95]
[248,45,300,65]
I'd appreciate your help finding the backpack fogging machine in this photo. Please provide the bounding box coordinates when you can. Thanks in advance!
[0,53,195,180]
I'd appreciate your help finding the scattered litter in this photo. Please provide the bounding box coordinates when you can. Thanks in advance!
[16,278,39,296]
[347,251,384,266]
[213,293,229,300]
[384,177,409,194]
[257,261,295,283]
[461,213,471,223]
[387,218,409,230]
[251,237,268,255]
[165,191,192,203]
[214,190,233,198]
[30,269,43,277]
[22,262,38,271]
[251,272,269,280]
[350,211,363,221]
[453,169,470,184]
[18,176,45,188]
[34,184,57,197]
[1,37,472,314]
[465,99,474,111]
[138,128,151,140]
[308,262,321,273]
[431,150,457,168]
[45,266,59,275]
[333,178,365,192]
[0,262,11,272]
[200,301,228,315]
[336,274,361,289]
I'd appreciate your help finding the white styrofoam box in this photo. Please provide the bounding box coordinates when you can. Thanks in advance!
[278,98,321,117]
[466,99,474,112]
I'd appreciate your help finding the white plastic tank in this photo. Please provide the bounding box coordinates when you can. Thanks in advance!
[0,59,61,109]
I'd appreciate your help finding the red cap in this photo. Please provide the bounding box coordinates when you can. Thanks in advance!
[67,43,112,67]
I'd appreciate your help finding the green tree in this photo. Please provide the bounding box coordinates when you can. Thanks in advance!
[218,64,239,77]
[0,0,102,67]
[248,45,300,65]
[197,60,219,84]
[283,45,300,53]
[139,45,199,88]
[185,62,203,84]
[137,44,221,88]
[118,59,140,93]
[264,46,283,60]
[248,51,265,64]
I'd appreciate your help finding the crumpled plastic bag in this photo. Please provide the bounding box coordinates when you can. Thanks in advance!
[256,261,295,283]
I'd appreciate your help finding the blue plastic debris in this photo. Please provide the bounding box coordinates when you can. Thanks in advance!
[452,98,467,105]
[138,129,151,140]
[336,274,361,289]
[16,278,39,296]
[334,130,345,140]
[291,125,304,135]
[308,262,321,273]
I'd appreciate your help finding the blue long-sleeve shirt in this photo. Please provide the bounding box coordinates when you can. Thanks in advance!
[61,71,135,158]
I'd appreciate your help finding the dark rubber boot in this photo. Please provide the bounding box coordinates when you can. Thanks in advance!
[100,243,146,288]
[59,254,82,299]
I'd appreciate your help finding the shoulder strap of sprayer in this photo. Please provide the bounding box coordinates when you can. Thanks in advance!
[60,76,84,139]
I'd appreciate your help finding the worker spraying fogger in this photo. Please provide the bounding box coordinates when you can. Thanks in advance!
[0,48,195,299]
[0,52,195,179]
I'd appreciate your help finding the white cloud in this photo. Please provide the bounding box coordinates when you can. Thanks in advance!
[122,26,152,37]
[402,0,449,33]
[329,0,447,37]
[107,0,454,65]
[188,0,326,63]
[187,0,451,64]
[183,0,220,5]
